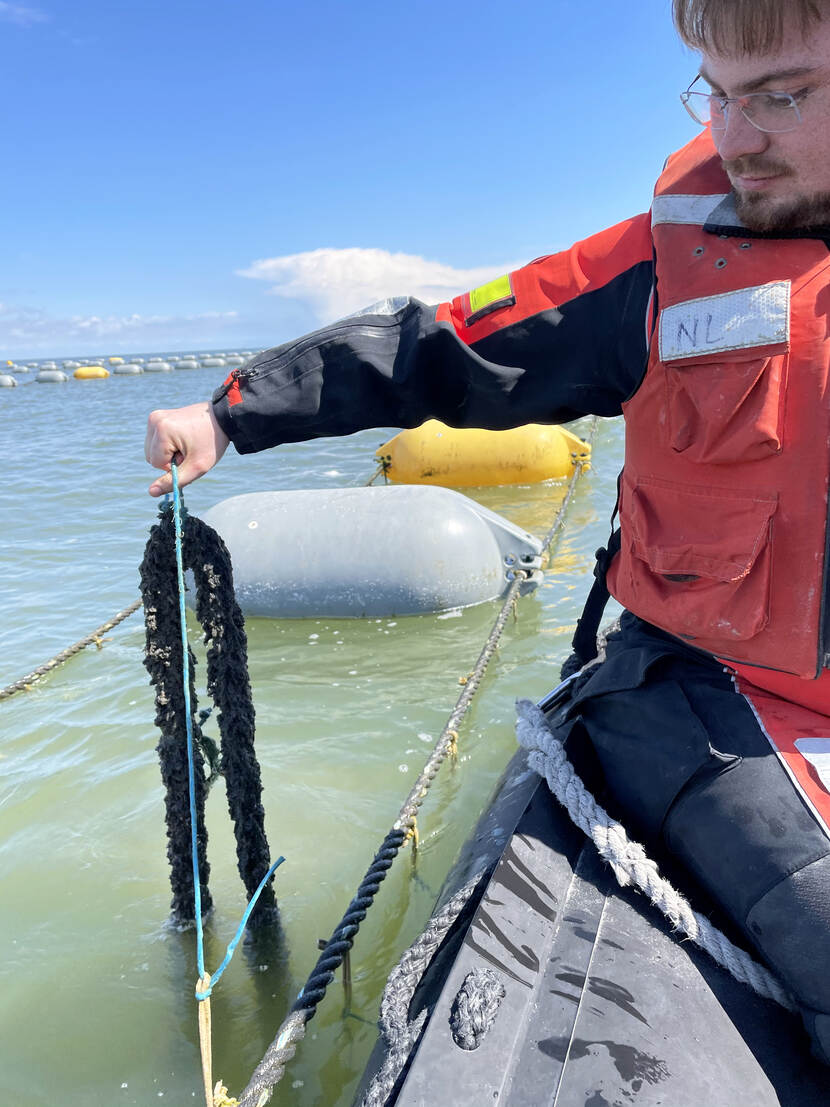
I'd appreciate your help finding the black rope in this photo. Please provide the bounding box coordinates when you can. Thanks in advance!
[293,827,407,1016]
[139,503,277,927]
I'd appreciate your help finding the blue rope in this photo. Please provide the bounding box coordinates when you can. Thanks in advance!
[169,461,284,1002]
[195,855,285,1000]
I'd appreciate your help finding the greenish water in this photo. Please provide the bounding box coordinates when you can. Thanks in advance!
[0,366,624,1106]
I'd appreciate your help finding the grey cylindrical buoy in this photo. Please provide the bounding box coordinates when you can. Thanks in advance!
[0,374,18,387]
[36,369,68,382]
[112,364,143,375]
[200,486,543,618]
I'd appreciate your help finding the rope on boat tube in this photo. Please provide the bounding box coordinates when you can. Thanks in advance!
[449,968,506,1051]
[0,599,142,701]
[515,698,795,1010]
[235,426,596,1106]
[357,873,487,1107]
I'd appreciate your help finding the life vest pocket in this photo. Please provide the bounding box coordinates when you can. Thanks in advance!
[663,347,788,464]
[620,475,778,643]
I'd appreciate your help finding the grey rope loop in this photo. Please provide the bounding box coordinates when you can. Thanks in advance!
[238,429,596,1104]
[358,874,486,1107]
[0,598,142,701]
[515,698,794,1010]
[449,968,506,1051]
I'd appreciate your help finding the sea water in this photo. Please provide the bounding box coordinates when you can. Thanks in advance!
[0,365,624,1106]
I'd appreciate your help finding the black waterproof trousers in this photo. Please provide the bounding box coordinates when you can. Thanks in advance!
[544,611,830,1064]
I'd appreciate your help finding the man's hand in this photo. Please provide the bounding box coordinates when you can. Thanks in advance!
[145,401,230,497]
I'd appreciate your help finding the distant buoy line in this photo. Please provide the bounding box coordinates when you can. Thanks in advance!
[0,350,261,386]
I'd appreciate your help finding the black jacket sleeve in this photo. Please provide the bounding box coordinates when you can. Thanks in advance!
[212,214,655,453]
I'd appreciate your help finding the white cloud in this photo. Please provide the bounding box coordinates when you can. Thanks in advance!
[0,2,48,25]
[0,302,238,355]
[237,247,521,325]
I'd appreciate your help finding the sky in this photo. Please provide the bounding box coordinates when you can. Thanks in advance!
[1,0,702,359]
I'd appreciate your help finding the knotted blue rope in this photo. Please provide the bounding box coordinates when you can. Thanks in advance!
[169,461,284,1001]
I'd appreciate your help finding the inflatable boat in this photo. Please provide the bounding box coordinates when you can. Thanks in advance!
[355,743,828,1106]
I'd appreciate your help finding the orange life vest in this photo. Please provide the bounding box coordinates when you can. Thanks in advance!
[606,131,830,680]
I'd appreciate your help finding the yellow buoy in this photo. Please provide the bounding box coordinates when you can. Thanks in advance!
[74,365,110,380]
[376,420,591,487]
[108,356,124,365]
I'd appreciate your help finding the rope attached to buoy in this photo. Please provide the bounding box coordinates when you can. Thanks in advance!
[0,599,142,701]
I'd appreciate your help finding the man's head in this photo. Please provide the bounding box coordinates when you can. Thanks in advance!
[674,0,830,231]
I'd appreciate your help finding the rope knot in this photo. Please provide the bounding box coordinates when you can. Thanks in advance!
[449,967,506,1051]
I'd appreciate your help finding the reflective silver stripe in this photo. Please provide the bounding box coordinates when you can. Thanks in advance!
[795,738,830,794]
[659,280,790,361]
[651,193,731,227]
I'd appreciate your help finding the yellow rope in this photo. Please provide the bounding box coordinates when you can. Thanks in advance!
[197,977,241,1106]
[213,1083,240,1107]
[198,975,214,1107]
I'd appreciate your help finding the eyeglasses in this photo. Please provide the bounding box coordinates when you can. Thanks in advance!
[681,74,807,133]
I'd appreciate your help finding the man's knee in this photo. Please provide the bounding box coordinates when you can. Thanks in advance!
[746,853,830,1061]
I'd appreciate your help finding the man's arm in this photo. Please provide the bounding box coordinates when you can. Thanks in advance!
[146,213,654,493]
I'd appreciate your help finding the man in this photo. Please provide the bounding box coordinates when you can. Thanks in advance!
[146,0,830,1062]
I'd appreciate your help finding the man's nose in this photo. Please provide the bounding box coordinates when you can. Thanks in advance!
[713,103,770,161]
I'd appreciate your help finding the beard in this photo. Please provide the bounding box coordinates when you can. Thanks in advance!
[736,187,830,232]
[723,156,830,232]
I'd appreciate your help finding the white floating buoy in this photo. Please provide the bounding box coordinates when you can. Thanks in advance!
[143,361,172,371]
[112,363,143,375]
[62,360,80,369]
[174,359,200,370]
[200,357,226,368]
[223,356,245,367]
[36,369,68,382]
[39,361,58,369]
[0,374,18,387]
[200,486,543,618]
[167,356,180,362]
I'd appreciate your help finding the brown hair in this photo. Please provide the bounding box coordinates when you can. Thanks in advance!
[673,0,828,55]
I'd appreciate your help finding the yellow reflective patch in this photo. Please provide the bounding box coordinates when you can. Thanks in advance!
[468,274,513,316]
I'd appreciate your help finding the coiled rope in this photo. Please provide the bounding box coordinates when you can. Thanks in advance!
[515,697,794,1009]
[0,599,142,701]
[235,428,595,1106]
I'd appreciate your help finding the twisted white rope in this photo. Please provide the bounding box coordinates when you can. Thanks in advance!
[515,698,794,1010]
